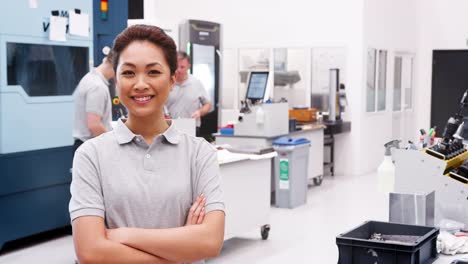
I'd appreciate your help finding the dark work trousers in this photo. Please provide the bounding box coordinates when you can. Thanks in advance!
[73,139,84,159]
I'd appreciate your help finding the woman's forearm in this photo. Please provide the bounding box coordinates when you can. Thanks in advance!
[73,216,176,264]
[113,211,225,263]
[77,237,176,264]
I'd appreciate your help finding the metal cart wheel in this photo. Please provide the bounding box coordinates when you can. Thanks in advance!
[313,175,323,186]
[261,224,270,240]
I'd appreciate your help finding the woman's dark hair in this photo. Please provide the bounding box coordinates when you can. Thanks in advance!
[111,25,177,75]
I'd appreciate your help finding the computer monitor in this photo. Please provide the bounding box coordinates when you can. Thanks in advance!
[245,71,269,103]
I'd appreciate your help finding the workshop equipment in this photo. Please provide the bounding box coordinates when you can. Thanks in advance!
[288,118,297,132]
[215,121,325,188]
[218,152,274,241]
[0,1,92,250]
[377,140,401,193]
[235,103,289,137]
[0,0,128,250]
[179,19,221,139]
[394,149,468,228]
[289,108,317,122]
[273,137,310,208]
[389,191,435,227]
[394,89,468,229]
[323,120,351,176]
[336,221,439,264]
[426,89,468,160]
[322,68,347,122]
[328,68,339,122]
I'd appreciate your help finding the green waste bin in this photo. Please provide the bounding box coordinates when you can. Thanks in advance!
[273,137,311,208]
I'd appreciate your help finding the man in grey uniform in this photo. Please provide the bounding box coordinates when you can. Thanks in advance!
[166,51,211,136]
[72,54,115,153]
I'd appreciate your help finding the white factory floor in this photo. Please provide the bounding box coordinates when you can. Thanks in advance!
[0,172,466,264]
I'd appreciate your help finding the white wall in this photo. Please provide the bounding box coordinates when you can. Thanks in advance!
[145,0,366,175]
[414,0,468,141]
[148,0,363,48]
[361,0,418,174]
[140,1,468,175]
[363,0,468,175]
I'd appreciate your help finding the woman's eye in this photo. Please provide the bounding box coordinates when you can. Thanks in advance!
[149,70,161,75]
[121,70,134,76]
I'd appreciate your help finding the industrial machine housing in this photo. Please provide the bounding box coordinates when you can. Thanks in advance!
[0,1,93,250]
[179,19,221,139]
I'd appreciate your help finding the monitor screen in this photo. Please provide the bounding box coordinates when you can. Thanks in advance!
[246,72,269,101]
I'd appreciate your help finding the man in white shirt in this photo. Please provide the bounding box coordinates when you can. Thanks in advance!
[166,51,211,136]
[72,53,115,153]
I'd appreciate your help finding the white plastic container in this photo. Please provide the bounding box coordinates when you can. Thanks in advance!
[256,106,265,125]
[377,155,395,193]
[377,140,400,193]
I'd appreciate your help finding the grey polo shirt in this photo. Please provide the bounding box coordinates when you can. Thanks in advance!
[70,119,225,262]
[166,74,210,127]
[73,68,112,142]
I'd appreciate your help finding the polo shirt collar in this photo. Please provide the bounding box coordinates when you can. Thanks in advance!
[93,68,109,86]
[114,118,180,145]
[163,120,181,144]
[115,119,135,144]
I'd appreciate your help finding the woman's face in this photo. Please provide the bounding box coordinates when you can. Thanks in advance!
[115,40,175,118]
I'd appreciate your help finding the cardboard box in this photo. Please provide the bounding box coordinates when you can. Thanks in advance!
[289,108,317,122]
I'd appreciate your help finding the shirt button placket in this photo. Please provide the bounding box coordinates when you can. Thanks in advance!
[144,153,153,171]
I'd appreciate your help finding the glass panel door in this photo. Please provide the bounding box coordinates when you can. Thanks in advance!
[192,44,215,112]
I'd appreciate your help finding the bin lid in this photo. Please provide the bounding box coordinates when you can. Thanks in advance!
[273,136,310,146]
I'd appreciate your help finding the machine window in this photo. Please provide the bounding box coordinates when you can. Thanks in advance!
[7,43,88,96]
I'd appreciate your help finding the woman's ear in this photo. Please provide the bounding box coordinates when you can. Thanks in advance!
[170,75,176,90]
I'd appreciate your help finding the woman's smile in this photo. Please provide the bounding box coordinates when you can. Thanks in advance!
[131,95,155,105]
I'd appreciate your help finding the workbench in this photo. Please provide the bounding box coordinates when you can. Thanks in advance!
[218,151,276,240]
[215,123,325,185]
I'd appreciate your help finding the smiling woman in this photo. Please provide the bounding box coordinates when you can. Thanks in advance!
[69,25,225,264]
[115,40,175,142]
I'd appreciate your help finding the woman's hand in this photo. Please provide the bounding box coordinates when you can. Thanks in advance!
[185,194,206,226]
[106,227,130,244]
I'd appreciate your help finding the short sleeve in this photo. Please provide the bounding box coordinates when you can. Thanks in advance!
[69,143,105,222]
[85,85,108,116]
[194,140,225,214]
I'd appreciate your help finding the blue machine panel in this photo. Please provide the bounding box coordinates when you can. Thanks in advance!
[0,147,72,197]
[0,1,93,39]
[0,0,92,251]
[93,0,128,66]
[0,148,73,246]
[1,35,92,154]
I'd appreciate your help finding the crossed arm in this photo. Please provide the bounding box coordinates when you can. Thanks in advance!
[73,196,225,264]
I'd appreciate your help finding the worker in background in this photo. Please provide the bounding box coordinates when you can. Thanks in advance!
[70,25,225,263]
[165,51,211,136]
[72,49,115,153]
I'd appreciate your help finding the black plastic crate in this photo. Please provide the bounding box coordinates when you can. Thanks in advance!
[336,221,439,264]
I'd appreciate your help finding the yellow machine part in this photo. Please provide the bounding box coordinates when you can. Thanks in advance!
[445,150,468,170]
[424,148,468,170]
[446,171,468,185]
[424,148,468,185]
